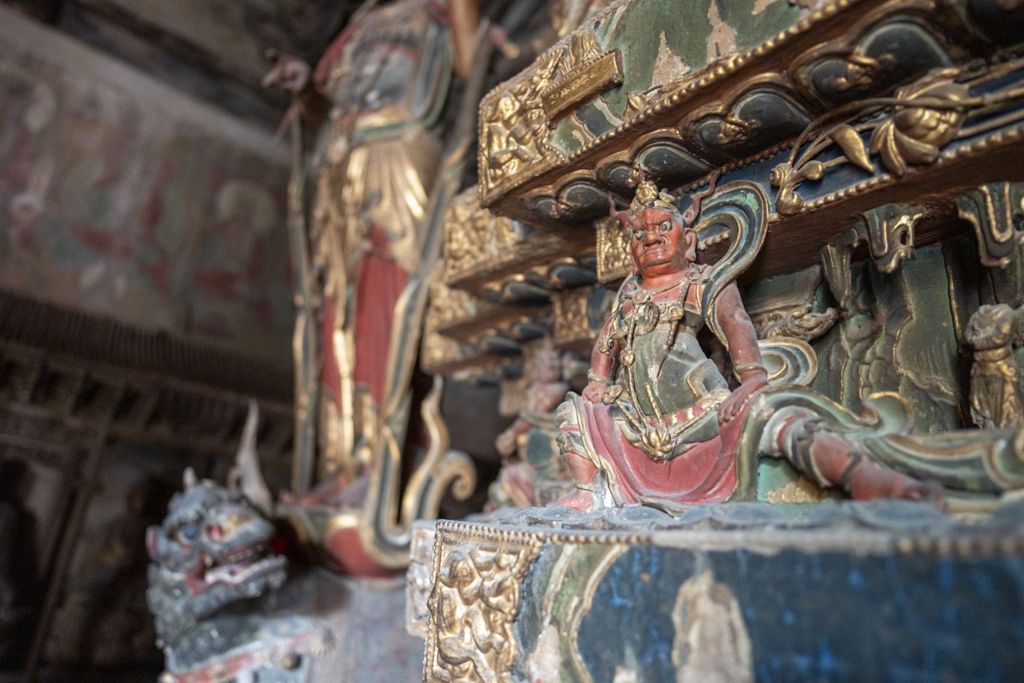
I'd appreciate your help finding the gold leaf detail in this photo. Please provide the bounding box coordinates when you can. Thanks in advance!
[830,124,873,173]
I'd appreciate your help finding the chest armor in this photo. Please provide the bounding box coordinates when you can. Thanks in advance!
[608,272,729,418]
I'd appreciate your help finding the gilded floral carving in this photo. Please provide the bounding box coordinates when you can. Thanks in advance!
[426,532,541,682]
[868,75,967,177]
[596,216,632,283]
[771,69,982,215]
[552,287,592,348]
[444,189,577,288]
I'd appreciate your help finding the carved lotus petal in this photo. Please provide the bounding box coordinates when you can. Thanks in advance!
[871,79,967,176]
[871,119,943,176]
[830,124,873,173]
[893,105,962,148]
[870,119,908,176]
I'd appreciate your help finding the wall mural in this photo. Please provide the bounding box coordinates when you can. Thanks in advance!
[0,12,292,364]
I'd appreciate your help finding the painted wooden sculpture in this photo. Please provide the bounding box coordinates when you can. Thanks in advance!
[557,177,938,510]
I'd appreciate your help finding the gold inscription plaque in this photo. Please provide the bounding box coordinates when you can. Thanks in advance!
[541,49,623,122]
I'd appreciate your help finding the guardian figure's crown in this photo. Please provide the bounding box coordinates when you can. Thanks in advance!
[630,179,679,215]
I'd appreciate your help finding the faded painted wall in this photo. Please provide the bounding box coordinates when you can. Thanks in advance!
[0,7,292,365]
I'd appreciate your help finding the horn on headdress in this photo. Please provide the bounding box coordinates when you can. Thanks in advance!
[608,194,632,229]
[681,171,720,227]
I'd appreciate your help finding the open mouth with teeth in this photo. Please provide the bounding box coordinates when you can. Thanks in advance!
[187,542,287,594]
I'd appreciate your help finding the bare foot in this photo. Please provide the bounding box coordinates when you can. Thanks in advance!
[555,489,595,511]
[847,458,946,508]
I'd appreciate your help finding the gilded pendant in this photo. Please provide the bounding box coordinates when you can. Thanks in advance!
[602,385,624,405]
[634,302,660,335]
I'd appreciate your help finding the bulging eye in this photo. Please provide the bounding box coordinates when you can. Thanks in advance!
[658,220,672,232]
[175,524,200,546]
[631,229,646,241]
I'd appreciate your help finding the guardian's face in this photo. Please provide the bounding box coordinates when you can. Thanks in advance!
[624,208,693,278]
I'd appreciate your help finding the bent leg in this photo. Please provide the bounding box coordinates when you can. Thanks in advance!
[555,449,598,510]
[763,408,943,504]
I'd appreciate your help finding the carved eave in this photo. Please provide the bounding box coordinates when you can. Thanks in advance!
[443,188,596,298]
[420,324,521,380]
[430,188,601,377]
[422,281,543,379]
[0,290,294,461]
[478,0,1024,276]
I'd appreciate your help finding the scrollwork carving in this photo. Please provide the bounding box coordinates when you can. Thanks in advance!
[751,304,840,342]
[819,203,924,309]
[861,202,924,274]
[956,182,1024,269]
